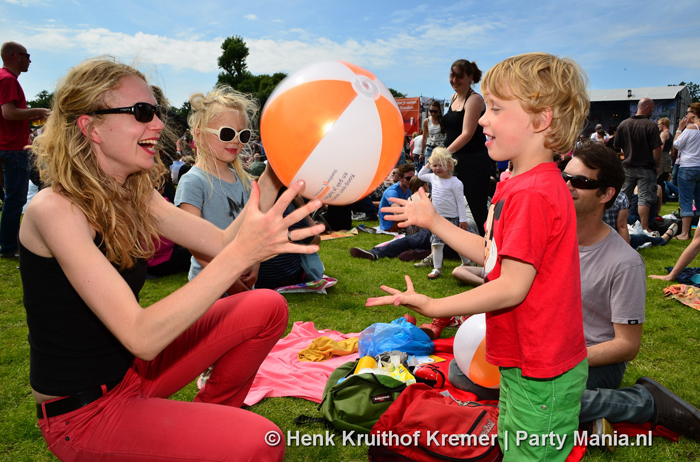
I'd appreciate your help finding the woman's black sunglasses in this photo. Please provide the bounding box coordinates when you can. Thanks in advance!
[204,127,252,144]
[562,172,602,190]
[89,103,162,123]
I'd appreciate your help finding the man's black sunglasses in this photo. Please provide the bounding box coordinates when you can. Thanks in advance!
[89,103,162,123]
[562,172,602,190]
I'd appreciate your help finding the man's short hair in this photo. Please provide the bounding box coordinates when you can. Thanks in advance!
[573,144,625,209]
[481,52,590,154]
[397,163,415,178]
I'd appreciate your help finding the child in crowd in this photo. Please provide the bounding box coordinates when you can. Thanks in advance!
[367,52,590,461]
[417,148,470,280]
[174,86,257,294]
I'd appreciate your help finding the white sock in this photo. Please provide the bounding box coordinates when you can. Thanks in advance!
[432,244,444,269]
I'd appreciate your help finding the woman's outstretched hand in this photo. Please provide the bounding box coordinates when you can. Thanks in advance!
[227,180,325,267]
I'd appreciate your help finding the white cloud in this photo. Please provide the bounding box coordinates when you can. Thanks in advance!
[28,26,222,72]
[244,14,258,21]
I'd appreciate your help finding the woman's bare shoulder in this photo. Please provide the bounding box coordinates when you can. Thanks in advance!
[22,188,93,257]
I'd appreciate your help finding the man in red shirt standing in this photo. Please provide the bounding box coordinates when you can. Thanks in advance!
[0,41,50,258]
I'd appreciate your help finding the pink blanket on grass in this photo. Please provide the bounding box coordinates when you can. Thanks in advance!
[244,321,360,406]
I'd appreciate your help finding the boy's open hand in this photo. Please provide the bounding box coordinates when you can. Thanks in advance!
[381,188,438,230]
[365,275,433,315]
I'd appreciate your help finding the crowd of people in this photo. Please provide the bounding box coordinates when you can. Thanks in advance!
[1,39,700,462]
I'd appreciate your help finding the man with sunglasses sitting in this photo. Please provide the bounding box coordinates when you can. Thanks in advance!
[564,144,700,446]
[378,163,415,232]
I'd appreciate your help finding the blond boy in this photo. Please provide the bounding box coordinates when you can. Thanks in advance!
[367,52,590,461]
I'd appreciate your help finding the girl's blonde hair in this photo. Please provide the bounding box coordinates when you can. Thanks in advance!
[31,57,166,269]
[188,86,258,190]
[429,147,457,174]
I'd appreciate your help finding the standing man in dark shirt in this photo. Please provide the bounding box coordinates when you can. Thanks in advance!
[0,41,50,258]
[614,98,662,233]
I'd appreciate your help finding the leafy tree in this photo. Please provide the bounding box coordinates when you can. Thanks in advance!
[175,100,191,123]
[27,90,53,108]
[216,36,287,115]
[670,82,700,102]
[389,88,407,99]
[218,36,249,87]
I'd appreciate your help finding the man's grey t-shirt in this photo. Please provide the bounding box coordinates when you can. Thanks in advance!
[579,226,646,347]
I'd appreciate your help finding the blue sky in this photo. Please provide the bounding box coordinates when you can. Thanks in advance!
[1,0,697,108]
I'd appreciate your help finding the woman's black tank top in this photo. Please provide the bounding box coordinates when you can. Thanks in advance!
[20,236,145,396]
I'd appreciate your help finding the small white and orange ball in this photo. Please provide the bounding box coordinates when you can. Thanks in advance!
[453,314,501,389]
[260,61,404,205]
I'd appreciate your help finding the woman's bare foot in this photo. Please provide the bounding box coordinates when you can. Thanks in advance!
[675,234,690,240]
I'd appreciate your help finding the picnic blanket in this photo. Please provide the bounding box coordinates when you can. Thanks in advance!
[663,284,700,311]
[356,224,398,236]
[320,228,358,240]
[664,267,700,287]
[275,276,337,294]
[244,322,361,406]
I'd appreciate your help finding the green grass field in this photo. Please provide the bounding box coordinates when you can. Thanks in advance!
[2,206,700,461]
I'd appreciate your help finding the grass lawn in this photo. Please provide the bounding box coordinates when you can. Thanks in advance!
[2,204,700,461]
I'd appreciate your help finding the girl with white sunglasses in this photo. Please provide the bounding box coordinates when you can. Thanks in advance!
[175,86,259,293]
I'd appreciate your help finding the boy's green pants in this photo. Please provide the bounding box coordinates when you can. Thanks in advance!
[498,359,588,461]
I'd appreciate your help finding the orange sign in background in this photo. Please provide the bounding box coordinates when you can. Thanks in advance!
[395,97,421,135]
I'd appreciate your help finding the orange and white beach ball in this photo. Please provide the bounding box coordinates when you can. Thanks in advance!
[260,61,404,205]
[454,314,501,389]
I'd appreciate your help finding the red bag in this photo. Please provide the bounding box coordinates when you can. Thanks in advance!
[368,383,502,462]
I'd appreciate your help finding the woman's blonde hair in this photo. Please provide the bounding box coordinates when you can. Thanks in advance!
[31,57,166,269]
[429,147,457,174]
[658,117,670,129]
[482,52,590,154]
[188,86,258,191]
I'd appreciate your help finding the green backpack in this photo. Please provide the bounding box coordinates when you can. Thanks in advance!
[296,360,407,433]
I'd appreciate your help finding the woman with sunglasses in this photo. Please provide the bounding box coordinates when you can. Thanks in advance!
[175,86,259,293]
[420,100,446,166]
[442,59,492,236]
[20,58,323,461]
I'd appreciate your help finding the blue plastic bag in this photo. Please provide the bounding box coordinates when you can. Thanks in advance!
[358,318,434,357]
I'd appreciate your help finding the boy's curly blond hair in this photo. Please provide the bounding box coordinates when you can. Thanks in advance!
[482,52,590,154]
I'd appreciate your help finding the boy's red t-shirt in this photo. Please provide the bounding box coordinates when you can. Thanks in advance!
[483,162,587,379]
